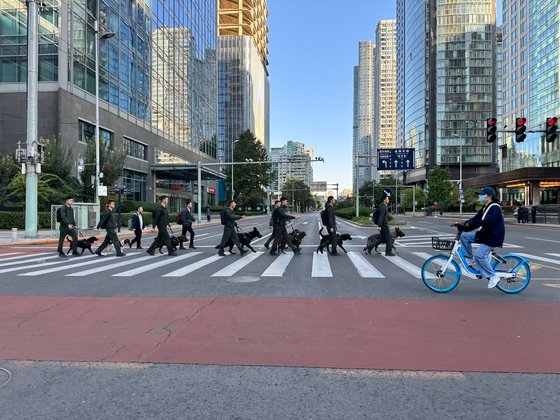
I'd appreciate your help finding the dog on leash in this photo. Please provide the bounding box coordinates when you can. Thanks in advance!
[316,227,352,254]
[363,227,405,254]
[66,235,98,254]
[215,227,262,253]
[144,235,184,254]
[277,229,306,254]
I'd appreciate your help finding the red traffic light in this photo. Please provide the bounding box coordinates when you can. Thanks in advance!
[516,117,527,126]
[487,118,496,126]
[547,117,558,126]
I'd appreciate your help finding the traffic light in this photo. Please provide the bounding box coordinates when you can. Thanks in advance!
[515,117,527,142]
[546,117,558,142]
[486,118,497,142]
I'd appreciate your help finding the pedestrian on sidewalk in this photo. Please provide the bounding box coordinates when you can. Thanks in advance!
[128,205,144,249]
[56,195,78,257]
[179,199,196,249]
[95,200,125,257]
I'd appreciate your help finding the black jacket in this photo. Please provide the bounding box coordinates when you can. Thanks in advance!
[325,203,336,230]
[466,201,505,248]
[131,212,144,230]
[181,208,192,226]
[97,209,117,230]
[59,205,76,226]
[377,203,390,228]
[223,207,242,228]
[275,206,295,227]
[152,205,170,229]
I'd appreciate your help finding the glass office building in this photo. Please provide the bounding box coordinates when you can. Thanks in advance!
[397,0,497,185]
[0,0,218,205]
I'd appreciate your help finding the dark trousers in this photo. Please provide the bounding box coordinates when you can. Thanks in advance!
[181,223,195,247]
[218,226,242,252]
[58,225,77,254]
[380,227,393,253]
[270,226,296,253]
[129,229,142,248]
[329,229,338,254]
[96,228,122,255]
[264,227,274,246]
[147,227,173,254]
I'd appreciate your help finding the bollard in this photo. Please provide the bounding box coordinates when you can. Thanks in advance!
[11,228,18,242]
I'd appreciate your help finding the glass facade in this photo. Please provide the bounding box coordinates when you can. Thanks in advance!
[0,0,217,159]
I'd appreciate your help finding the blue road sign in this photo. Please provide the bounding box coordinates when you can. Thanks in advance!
[377,148,415,170]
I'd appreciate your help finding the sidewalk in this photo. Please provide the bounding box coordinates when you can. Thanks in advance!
[0,219,223,247]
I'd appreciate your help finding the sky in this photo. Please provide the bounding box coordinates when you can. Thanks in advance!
[267,0,398,191]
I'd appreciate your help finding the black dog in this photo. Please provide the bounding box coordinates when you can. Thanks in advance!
[363,227,405,254]
[316,227,352,254]
[215,227,262,253]
[146,235,183,254]
[66,235,98,254]
[277,229,306,254]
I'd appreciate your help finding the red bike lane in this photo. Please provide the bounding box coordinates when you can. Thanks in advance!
[0,295,558,374]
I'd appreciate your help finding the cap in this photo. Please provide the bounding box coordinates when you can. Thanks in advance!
[479,187,496,197]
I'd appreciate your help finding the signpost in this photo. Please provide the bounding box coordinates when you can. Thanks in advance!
[377,148,415,170]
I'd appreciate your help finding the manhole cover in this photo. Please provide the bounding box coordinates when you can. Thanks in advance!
[226,276,260,283]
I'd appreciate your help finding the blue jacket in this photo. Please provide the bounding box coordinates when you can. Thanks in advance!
[466,201,505,248]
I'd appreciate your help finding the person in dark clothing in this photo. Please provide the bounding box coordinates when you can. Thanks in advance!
[263,200,281,249]
[217,200,247,256]
[147,195,176,256]
[128,205,144,249]
[531,206,537,224]
[56,195,78,257]
[377,189,394,256]
[95,199,125,257]
[269,197,300,255]
[325,196,338,255]
[459,186,505,289]
[179,199,196,249]
[206,207,212,223]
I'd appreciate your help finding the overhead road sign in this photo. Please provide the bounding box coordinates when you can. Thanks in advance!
[377,148,415,170]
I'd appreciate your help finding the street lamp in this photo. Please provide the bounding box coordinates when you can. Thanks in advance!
[452,134,463,217]
[231,139,239,200]
[94,20,114,210]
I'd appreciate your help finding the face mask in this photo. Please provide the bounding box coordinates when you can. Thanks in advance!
[478,195,486,203]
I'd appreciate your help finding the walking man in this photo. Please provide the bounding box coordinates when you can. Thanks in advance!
[147,195,176,256]
[269,197,300,255]
[325,195,338,255]
[263,200,281,250]
[56,195,78,257]
[95,200,125,257]
[128,205,144,249]
[378,188,394,256]
[179,199,196,249]
[217,200,247,256]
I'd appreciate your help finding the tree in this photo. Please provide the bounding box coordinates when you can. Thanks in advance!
[427,166,454,211]
[225,129,273,205]
[41,137,74,179]
[0,154,20,210]
[281,178,312,212]
[80,138,127,201]
[6,173,73,211]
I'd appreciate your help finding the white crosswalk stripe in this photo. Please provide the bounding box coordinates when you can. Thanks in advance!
[0,249,550,280]
[0,252,25,258]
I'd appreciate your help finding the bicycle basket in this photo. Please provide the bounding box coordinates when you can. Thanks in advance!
[431,237,454,250]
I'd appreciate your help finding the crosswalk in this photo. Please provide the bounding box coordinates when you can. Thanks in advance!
[1,246,558,280]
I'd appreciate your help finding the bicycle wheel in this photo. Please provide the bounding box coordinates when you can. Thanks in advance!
[421,255,461,293]
[492,254,531,294]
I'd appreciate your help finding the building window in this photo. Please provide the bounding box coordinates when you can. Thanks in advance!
[123,137,148,160]
[78,120,114,150]
[122,169,146,201]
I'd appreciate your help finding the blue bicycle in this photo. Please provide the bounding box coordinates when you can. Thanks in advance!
[421,225,531,294]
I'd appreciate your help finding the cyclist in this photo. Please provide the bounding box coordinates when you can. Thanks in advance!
[458,186,505,289]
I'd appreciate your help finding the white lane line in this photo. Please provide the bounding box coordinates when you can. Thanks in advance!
[113,252,200,277]
[545,253,560,258]
[347,252,385,278]
[0,252,25,258]
[383,254,423,278]
[66,255,156,276]
[517,253,560,265]
[312,252,332,277]
[0,253,59,268]
[163,255,223,277]
[526,237,560,244]
[19,255,101,276]
[212,252,263,277]
[261,252,294,277]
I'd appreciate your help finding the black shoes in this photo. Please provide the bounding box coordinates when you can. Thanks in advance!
[239,249,248,255]
[330,252,339,256]
[179,246,186,250]
[218,251,226,256]
[58,252,66,257]
[137,246,143,249]
[95,252,104,257]
[189,246,197,249]
[264,243,270,250]
[385,252,396,257]
[116,253,126,257]
[146,250,155,256]
[293,248,301,255]
[168,252,177,256]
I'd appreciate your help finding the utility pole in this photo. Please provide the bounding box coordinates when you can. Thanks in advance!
[24,0,40,239]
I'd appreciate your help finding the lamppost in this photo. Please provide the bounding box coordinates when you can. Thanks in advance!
[452,134,463,217]
[94,20,114,210]
[231,139,239,200]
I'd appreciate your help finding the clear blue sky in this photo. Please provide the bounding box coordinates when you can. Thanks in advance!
[267,1,397,191]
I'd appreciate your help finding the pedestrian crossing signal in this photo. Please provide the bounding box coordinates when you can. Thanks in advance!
[486,118,497,143]
[515,117,527,143]
[546,117,558,143]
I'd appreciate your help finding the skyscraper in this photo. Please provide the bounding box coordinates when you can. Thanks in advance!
[397,0,497,186]
[218,0,270,165]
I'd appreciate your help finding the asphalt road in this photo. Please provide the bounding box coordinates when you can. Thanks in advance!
[0,212,559,419]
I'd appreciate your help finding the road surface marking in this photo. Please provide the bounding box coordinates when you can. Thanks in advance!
[162,255,223,277]
[311,252,332,277]
[347,252,385,278]
[261,252,294,277]
[66,255,155,276]
[212,252,263,277]
[113,253,200,276]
